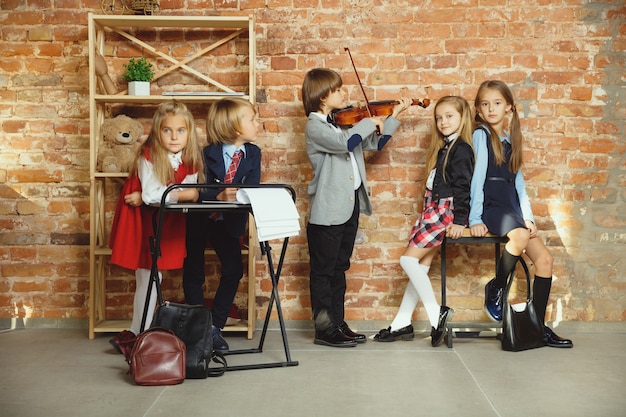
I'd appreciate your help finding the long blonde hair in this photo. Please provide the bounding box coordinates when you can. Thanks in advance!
[424,96,474,183]
[132,100,204,183]
[474,80,523,173]
[206,97,256,145]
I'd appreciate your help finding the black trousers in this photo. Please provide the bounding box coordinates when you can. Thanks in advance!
[183,212,244,329]
[307,192,360,325]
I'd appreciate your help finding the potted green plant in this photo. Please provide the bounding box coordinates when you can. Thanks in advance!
[123,57,154,96]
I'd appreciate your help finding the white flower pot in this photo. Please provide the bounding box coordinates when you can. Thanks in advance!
[128,81,150,96]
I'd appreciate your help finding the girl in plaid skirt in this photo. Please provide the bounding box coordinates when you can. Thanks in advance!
[374,96,475,346]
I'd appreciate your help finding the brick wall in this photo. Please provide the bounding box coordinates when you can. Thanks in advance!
[0,1,624,326]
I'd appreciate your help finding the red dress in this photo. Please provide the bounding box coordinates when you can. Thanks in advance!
[110,156,195,271]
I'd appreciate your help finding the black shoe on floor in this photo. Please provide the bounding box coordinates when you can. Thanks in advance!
[314,324,358,348]
[339,322,366,343]
[431,306,455,347]
[211,326,230,353]
[373,324,414,342]
[544,326,573,348]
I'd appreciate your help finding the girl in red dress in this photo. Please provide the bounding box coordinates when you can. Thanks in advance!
[109,101,204,353]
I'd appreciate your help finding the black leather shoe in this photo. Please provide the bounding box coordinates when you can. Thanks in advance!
[314,325,358,348]
[484,278,503,322]
[339,322,366,343]
[373,324,414,342]
[544,327,573,348]
[212,326,230,353]
[431,306,454,347]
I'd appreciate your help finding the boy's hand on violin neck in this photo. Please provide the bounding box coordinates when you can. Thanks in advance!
[392,97,412,118]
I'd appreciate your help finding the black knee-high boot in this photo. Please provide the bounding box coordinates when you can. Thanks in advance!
[533,275,552,324]
[493,248,520,288]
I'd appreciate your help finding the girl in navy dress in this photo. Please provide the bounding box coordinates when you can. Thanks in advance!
[469,80,572,348]
[373,96,474,347]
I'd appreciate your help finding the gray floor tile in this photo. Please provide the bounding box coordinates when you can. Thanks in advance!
[1,324,625,417]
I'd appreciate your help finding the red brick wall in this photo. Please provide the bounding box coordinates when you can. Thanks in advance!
[1,1,624,325]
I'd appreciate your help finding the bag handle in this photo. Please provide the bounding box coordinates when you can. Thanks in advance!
[503,257,531,303]
[207,352,228,377]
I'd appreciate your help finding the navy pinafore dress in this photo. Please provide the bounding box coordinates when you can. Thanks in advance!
[480,127,526,237]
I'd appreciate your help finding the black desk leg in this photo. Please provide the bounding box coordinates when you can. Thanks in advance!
[223,239,299,371]
[140,213,164,333]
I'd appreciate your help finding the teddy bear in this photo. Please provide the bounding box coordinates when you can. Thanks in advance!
[98,114,144,173]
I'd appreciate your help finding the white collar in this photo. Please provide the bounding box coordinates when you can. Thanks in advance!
[223,143,246,159]
[444,132,458,143]
[168,151,182,168]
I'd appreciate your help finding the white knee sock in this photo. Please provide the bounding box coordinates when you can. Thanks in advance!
[399,256,440,328]
[130,268,162,335]
[390,262,431,331]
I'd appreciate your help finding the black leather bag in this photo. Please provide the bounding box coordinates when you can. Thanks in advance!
[152,301,226,378]
[501,259,547,352]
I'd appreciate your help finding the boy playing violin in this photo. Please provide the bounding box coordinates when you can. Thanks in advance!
[301,68,410,348]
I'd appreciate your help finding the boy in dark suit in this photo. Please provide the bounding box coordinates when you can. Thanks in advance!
[183,98,261,352]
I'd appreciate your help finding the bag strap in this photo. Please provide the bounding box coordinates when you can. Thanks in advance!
[503,257,532,304]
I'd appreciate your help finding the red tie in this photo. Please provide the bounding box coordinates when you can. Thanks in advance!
[211,150,242,221]
[224,150,242,185]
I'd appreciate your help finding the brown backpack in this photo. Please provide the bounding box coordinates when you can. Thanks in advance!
[128,327,186,386]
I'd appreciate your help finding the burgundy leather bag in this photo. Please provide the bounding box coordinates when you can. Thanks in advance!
[128,327,186,386]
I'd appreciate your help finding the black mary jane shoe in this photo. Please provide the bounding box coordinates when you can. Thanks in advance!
[373,324,414,342]
[339,322,366,343]
[431,306,455,347]
[544,326,573,348]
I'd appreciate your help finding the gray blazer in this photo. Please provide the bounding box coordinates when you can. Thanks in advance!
[305,113,401,226]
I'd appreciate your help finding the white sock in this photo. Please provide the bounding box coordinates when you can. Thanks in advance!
[390,262,431,331]
[130,268,162,335]
[399,256,440,328]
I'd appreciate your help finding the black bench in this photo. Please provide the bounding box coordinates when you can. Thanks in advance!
[440,230,506,348]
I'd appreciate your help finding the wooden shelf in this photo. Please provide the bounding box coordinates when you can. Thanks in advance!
[95,247,251,256]
[88,13,257,340]
[94,94,251,104]
[93,319,249,334]
[91,15,252,29]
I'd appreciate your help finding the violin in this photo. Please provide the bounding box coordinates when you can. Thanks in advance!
[335,47,431,130]
[331,98,430,127]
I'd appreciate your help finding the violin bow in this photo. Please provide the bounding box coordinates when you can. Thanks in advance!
[345,47,373,118]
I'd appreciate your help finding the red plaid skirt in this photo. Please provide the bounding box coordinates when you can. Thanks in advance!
[407,189,454,248]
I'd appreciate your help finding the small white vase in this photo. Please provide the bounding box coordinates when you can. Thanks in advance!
[128,81,150,96]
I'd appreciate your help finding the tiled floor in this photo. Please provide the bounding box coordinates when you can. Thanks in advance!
[1,322,625,417]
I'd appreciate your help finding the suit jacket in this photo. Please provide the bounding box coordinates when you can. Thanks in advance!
[305,113,401,226]
[199,142,262,237]
[430,140,475,226]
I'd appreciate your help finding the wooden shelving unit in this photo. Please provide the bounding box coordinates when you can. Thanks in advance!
[87,13,257,339]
